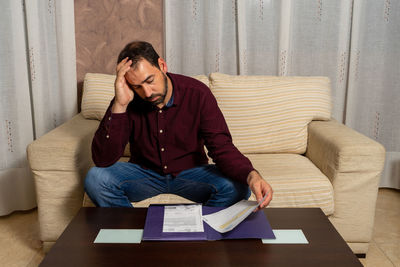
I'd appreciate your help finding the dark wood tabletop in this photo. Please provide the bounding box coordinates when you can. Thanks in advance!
[40,207,362,267]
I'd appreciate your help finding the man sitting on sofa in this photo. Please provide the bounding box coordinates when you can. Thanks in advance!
[84,41,273,210]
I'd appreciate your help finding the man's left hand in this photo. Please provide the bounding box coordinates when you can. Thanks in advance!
[247,170,273,211]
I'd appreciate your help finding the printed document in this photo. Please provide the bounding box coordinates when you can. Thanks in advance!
[202,195,267,233]
[163,205,204,233]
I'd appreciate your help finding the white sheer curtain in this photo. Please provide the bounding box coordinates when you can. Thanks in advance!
[165,0,239,76]
[0,0,77,216]
[165,0,351,120]
[165,0,400,189]
[346,0,400,189]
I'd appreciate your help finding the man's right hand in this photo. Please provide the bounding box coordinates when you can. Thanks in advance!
[112,57,134,113]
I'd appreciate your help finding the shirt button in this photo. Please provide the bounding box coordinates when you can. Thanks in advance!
[106,134,110,139]
[161,148,165,152]
[159,110,163,113]
[164,165,168,170]
[159,129,163,133]
[108,116,111,120]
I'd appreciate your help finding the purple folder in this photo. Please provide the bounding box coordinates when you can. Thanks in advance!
[142,205,276,241]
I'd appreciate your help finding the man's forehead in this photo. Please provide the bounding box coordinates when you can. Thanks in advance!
[131,59,150,72]
[125,61,156,84]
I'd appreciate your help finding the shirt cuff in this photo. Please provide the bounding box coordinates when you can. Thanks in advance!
[103,112,129,137]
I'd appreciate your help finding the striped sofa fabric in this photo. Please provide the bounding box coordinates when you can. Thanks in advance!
[81,73,116,121]
[209,73,331,154]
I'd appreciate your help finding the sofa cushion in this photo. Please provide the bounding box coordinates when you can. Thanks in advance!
[209,73,331,154]
[192,75,209,88]
[83,155,334,216]
[246,153,334,215]
[81,73,115,121]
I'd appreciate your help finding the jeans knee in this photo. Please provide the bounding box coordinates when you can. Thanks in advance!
[84,167,101,193]
[215,179,250,205]
[84,167,117,193]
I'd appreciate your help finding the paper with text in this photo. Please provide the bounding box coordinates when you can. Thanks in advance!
[202,195,267,233]
[162,205,204,233]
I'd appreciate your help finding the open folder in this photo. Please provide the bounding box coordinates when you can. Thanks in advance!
[142,205,276,241]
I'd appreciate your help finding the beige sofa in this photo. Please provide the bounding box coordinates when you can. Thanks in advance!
[27,72,385,254]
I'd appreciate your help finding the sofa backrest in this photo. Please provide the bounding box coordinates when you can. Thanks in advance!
[209,73,331,154]
[81,72,331,155]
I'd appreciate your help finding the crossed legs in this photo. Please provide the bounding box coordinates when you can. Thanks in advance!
[84,162,250,207]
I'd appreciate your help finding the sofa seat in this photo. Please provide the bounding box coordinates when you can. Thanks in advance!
[84,154,334,216]
[246,154,334,215]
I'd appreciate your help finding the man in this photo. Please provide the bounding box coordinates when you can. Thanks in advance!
[85,41,273,210]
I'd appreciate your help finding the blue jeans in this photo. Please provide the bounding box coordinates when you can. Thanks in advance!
[84,162,251,207]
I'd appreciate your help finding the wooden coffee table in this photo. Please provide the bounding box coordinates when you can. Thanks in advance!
[40,207,362,266]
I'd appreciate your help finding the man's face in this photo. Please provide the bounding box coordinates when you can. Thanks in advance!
[125,59,168,107]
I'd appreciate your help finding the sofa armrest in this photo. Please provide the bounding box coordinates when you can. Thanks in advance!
[306,120,385,247]
[27,113,99,243]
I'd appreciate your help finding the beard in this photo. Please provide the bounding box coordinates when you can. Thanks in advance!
[146,72,168,106]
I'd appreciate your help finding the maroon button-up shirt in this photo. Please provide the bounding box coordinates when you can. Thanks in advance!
[92,73,254,183]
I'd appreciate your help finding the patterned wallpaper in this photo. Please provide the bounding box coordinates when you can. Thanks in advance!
[74,0,164,108]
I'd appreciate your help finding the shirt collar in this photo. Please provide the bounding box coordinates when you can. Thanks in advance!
[166,72,180,106]
[166,90,174,107]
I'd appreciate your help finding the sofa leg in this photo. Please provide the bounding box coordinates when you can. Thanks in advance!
[355,253,366,258]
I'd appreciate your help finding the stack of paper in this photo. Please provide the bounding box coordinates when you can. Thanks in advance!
[142,195,275,241]
[203,195,267,233]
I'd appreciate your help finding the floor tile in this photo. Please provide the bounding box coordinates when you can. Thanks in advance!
[26,250,45,267]
[0,208,42,267]
[372,189,400,266]
[360,241,395,267]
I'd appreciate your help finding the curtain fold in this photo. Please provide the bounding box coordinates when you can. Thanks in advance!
[165,0,352,120]
[165,0,238,75]
[165,0,400,189]
[0,0,77,216]
[346,0,400,189]
[25,0,77,138]
[0,0,36,216]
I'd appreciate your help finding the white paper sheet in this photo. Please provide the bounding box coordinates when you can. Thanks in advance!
[94,229,143,243]
[162,205,204,233]
[202,195,267,233]
[262,229,309,244]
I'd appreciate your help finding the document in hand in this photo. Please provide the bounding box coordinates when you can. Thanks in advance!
[202,195,267,233]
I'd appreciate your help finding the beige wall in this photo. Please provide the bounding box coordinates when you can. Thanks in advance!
[74,0,164,109]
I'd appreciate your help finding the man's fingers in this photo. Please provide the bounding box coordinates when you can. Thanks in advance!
[116,58,126,72]
[253,184,263,203]
[261,188,273,208]
[115,60,133,92]
[116,58,132,76]
[257,182,272,209]
[116,57,129,72]
[247,171,273,211]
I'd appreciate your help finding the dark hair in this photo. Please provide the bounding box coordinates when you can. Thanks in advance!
[117,41,160,69]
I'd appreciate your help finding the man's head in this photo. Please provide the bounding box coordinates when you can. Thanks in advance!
[117,41,171,108]
[117,41,160,69]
